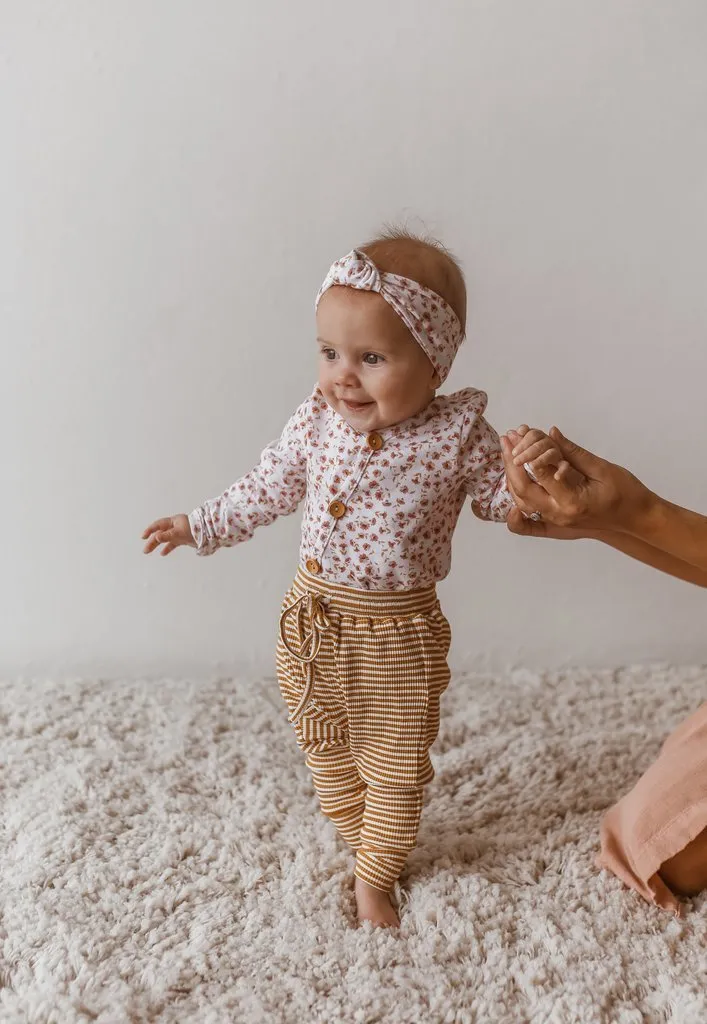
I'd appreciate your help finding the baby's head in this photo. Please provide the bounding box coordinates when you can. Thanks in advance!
[316,228,466,431]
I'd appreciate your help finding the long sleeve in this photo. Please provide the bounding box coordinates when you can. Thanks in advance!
[458,393,514,523]
[188,398,310,556]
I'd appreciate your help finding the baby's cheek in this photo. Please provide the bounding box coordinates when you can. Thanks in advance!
[318,377,335,405]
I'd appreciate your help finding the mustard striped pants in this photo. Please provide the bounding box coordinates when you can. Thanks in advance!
[276,567,452,892]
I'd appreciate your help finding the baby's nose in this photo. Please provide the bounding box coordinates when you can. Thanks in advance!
[336,363,360,385]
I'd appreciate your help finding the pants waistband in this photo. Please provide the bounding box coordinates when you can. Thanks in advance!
[292,566,438,617]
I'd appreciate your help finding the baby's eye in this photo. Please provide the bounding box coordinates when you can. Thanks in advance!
[363,353,383,366]
[320,348,337,361]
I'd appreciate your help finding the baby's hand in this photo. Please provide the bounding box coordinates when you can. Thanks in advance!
[142,514,195,556]
[508,426,565,481]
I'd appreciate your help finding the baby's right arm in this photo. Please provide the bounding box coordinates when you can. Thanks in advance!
[142,398,310,558]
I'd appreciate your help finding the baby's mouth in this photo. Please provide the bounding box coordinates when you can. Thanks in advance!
[341,398,373,411]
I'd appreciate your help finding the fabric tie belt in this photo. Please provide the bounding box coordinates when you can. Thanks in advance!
[278,590,331,723]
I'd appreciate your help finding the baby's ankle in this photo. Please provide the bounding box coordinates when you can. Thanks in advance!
[354,876,400,928]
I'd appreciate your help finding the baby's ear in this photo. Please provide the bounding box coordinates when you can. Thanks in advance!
[431,368,442,389]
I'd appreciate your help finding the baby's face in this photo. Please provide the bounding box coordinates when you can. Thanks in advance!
[316,286,438,432]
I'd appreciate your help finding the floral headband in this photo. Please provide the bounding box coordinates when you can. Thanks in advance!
[316,249,463,383]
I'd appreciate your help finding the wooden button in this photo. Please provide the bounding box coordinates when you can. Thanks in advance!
[366,431,384,451]
[328,500,346,519]
[305,557,321,575]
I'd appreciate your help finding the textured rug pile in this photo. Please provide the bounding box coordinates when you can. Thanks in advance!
[2,666,706,1023]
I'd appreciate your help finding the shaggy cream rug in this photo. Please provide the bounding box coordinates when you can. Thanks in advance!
[2,667,706,1024]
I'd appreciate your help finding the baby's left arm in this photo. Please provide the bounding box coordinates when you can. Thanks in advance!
[460,409,515,522]
[461,410,564,522]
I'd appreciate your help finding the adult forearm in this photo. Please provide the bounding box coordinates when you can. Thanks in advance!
[622,494,707,574]
[589,526,707,586]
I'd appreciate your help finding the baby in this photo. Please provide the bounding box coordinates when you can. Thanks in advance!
[143,229,552,927]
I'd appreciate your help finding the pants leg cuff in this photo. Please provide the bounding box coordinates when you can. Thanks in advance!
[355,851,405,892]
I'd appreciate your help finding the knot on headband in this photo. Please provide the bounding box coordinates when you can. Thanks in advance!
[330,249,382,294]
[316,249,463,384]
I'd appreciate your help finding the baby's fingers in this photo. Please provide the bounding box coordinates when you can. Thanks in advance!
[142,517,172,540]
[513,437,555,466]
[527,447,563,477]
[553,460,585,488]
[508,425,530,440]
[143,531,167,554]
[143,525,178,554]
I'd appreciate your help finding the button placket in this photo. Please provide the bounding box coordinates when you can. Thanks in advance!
[309,432,385,571]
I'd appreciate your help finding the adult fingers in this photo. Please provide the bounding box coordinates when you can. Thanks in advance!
[515,446,591,516]
[548,427,604,478]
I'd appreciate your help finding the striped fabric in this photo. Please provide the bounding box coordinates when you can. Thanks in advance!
[276,566,452,892]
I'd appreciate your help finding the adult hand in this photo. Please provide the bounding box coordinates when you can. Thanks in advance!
[505,506,588,541]
[502,426,655,533]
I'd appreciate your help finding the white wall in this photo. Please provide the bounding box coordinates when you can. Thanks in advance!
[1,1,706,679]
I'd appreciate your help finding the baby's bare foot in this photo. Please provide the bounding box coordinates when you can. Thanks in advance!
[354,876,400,928]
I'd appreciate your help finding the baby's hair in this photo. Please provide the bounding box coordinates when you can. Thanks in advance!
[359,225,467,334]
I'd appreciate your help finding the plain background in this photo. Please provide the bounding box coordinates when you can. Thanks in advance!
[1,1,706,679]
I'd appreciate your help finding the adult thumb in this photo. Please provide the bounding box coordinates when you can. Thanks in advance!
[549,427,600,476]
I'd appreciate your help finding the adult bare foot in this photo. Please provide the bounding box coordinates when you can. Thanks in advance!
[660,827,707,896]
[354,876,400,928]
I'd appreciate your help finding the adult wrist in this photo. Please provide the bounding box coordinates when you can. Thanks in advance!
[620,487,664,541]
